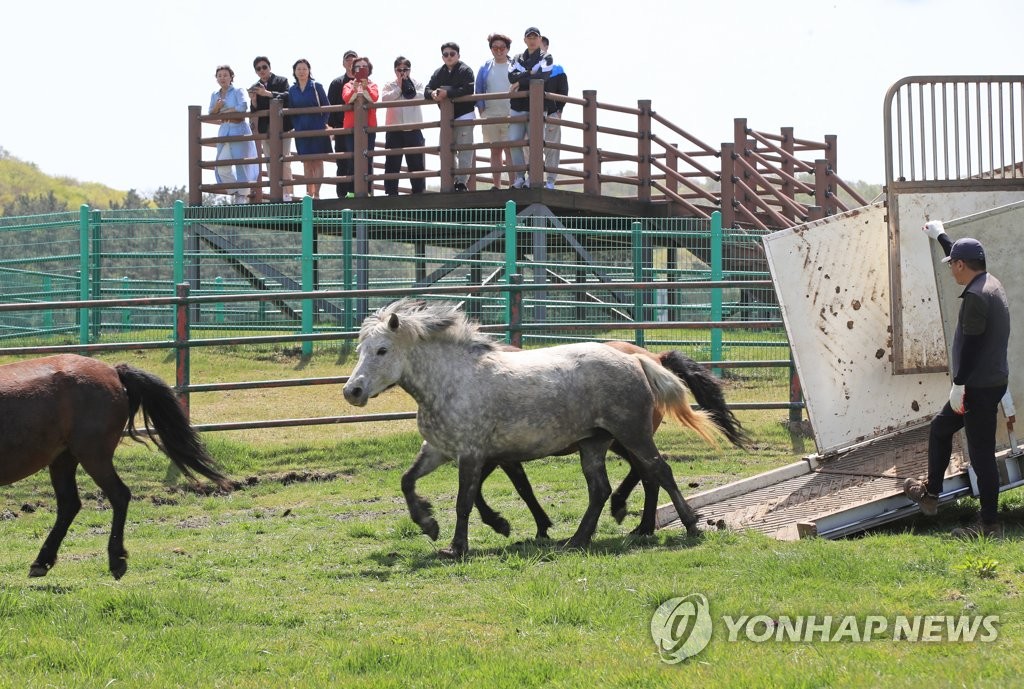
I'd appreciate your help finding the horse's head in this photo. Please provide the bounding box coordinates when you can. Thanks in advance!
[343,311,405,407]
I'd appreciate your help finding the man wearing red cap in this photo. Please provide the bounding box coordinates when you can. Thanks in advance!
[905,222,1011,537]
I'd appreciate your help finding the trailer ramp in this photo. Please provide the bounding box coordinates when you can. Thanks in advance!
[658,424,970,540]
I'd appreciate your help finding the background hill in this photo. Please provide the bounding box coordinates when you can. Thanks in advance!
[0,147,186,216]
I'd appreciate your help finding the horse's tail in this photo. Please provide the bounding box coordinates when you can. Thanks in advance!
[115,364,230,489]
[657,350,750,449]
[634,355,720,446]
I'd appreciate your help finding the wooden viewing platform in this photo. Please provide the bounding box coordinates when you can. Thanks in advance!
[189,79,867,230]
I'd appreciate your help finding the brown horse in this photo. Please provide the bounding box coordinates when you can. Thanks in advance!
[0,354,229,579]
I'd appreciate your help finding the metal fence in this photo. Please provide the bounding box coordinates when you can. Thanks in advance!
[0,202,793,410]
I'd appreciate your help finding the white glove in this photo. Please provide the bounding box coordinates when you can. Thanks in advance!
[949,384,966,414]
[923,220,945,239]
[1001,389,1016,418]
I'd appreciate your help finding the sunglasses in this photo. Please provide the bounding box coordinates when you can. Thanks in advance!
[256,65,270,71]
[442,51,458,57]
[396,68,410,73]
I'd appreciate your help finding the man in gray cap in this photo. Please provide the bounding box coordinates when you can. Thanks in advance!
[905,222,1011,537]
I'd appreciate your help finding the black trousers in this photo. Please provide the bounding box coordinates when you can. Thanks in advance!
[335,133,354,197]
[336,132,376,196]
[384,130,426,195]
[927,383,1006,524]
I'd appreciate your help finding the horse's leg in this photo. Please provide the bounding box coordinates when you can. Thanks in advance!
[400,441,450,540]
[631,476,660,536]
[474,461,512,537]
[29,452,82,578]
[609,461,641,524]
[565,437,613,550]
[625,438,701,537]
[79,455,133,580]
[499,462,554,540]
[440,456,485,559]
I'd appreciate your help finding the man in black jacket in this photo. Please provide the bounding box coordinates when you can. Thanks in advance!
[905,223,1011,538]
[425,42,475,191]
[328,50,358,197]
[249,56,294,201]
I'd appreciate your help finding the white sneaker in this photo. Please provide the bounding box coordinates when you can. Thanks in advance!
[544,181,555,190]
[512,177,526,189]
[283,193,294,202]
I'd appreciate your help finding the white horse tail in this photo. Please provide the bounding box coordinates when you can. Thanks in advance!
[634,355,721,446]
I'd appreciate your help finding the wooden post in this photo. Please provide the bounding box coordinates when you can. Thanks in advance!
[814,158,829,214]
[720,142,736,230]
[582,89,600,195]
[824,134,838,215]
[268,99,284,202]
[781,126,794,222]
[528,79,545,188]
[188,105,202,205]
[733,118,750,223]
[353,96,369,197]
[637,100,652,202]
[439,99,455,192]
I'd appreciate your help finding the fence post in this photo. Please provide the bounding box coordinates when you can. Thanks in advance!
[120,276,131,331]
[781,126,795,223]
[175,282,191,417]
[268,99,284,202]
[733,118,750,223]
[300,195,315,356]
[509,273,523,349]
[353,98,369,197]
[582,90,600,195]
[90,209,102,342]
[78,204,90,345]
[504,200,517,341]
[632,221,645,348]
[188,105,203,206]
[710,211,723,377]
[637,100,652,202]
[720,143,735,230]
[814,159,830,216]
[173,200,185,284]
[342,208,354,336]
[439,99,455,192]
[528,79,545,188]
[789,353,803,425]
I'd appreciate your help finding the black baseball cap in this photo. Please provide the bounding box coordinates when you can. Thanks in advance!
[524,27,541,37]
[942,237,986,263]
[343,50,358,60]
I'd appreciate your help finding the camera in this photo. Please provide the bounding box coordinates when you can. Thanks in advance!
[354,65,369,80]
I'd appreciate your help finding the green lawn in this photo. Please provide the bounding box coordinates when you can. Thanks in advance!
[1,350,1022,688]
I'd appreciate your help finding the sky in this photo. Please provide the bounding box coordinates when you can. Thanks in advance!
[4,0,1023,195]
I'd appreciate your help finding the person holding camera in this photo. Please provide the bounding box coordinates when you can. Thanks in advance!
[341,57,379,197]
[381,56,425,196]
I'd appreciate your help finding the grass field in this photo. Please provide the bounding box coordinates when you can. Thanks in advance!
[1,349,1023,688]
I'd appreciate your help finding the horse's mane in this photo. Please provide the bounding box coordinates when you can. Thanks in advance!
[360,298,498,352]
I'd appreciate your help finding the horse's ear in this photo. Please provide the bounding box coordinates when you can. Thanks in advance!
[388,313,400,331]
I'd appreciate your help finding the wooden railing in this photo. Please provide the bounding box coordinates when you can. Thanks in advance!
[188,79,866,229]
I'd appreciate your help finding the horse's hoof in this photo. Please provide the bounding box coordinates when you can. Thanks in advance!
[629,524,656,537]
[438,546,467,560]
[562,538,590,551]
[610,503,627,524]
[491,518,511,537]
[28,562,50,578]
[111,559,128,580]
[535,529,550,540]
[685,523,702,538]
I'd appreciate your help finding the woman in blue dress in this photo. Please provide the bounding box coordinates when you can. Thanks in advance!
[209,65,259,204]
[288,59,331,199]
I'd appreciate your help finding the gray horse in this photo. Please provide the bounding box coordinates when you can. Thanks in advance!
[343,299,718,558]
